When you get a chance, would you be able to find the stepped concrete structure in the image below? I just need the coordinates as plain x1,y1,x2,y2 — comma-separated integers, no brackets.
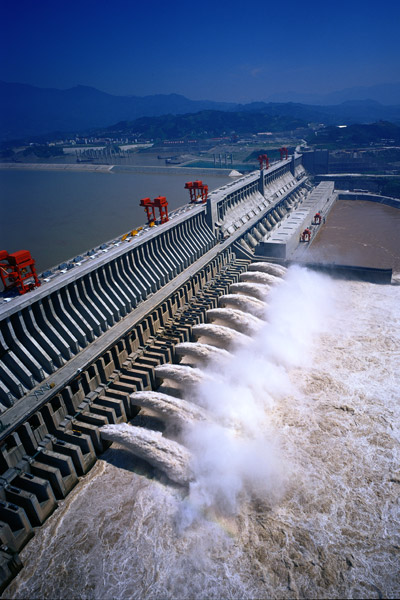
0,154,307,412
0,152,393,590
257,181,336,259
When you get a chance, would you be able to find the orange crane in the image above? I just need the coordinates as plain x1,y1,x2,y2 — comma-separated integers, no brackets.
279,147,288,160
140,196,169,226
258,154,269,170
185,180,209,204
0,250,41,295
153,196,169,224
301,228,312,242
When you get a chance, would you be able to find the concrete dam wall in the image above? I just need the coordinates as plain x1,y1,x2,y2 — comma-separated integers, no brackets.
0,156,308,411
0,154,314,589
0,210,216,408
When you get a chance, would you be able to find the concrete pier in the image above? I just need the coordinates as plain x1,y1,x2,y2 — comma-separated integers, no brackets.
257,182,336,259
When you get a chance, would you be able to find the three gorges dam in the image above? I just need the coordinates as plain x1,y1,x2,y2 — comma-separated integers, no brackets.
0,152,397,597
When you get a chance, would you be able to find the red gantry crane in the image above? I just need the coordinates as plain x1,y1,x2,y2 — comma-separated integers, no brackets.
279,147,288,160
0,250,41,295
258,154,269,170
314,212,322,224
153,196,169,224
139,197,156,226
184,180,209,204
140,196,169,226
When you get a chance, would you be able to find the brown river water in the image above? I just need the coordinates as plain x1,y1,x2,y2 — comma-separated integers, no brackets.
308,199,400,271
3,198,400,600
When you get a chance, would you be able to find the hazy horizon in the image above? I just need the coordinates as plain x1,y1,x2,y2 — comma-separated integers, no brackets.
2,78,400,106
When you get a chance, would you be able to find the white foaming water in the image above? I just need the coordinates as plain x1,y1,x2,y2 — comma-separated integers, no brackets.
100,423,192,485
6,269,400,600
229,281,270,300
181,266,336,522
239,270,281,286
191,322,251,350
175,341,232,366
206,307,264,335
218,293,268,319
248,261,287,277
130,391,208,425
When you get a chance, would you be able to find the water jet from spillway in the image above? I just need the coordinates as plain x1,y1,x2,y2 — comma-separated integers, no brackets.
218,294,268,320
155,364,209,390
240,271,281,286
175,342,232,366
130,391,209,425
100,423,192,485
206,308,264,336
248,262,287,277
191,323,251,350
229,282,270,301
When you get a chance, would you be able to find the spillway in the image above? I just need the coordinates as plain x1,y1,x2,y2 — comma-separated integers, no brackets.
206,307,264,336
191,323,251,350
100,423,192,485
155,364,209,389
175,342,232,366
130,391,208,425
239,271,281,286
248,262,287,277
218,294,268,319
229,281,270,300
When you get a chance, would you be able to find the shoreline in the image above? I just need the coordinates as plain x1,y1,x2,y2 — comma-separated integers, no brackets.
0,162,237,176
0,162,114,172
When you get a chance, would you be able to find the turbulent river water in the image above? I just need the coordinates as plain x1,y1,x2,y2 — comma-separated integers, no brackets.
5,269,400,600
3,199,400,600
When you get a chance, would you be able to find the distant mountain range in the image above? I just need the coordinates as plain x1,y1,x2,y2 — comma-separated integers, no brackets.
264,82,400,106
310,121,400,147
238,99,400,125
102,110,307,141
0,81,235,141
1,81,400,142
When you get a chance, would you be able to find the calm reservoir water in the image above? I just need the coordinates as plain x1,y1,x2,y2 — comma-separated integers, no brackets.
0,169,231,273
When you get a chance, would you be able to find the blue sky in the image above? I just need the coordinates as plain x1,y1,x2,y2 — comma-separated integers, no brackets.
1,0,399,102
